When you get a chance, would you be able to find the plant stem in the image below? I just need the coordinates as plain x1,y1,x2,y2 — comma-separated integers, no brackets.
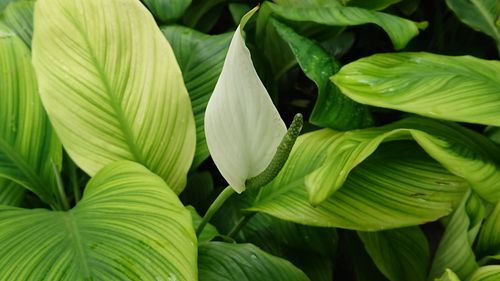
51,160,70,211
227,212,256,238
196,186,235,237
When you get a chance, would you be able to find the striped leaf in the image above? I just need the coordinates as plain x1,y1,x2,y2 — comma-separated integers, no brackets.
436,269,461,281
0,23,61,208
0,180,24,206
198,242,310,281
428,191,484,280
470,266,500,281
162,25,232,168
1,0,34,47
332,52,500,126
249,131,468,230
267,1,425,50
476,201,500,262
0,161,197,280
358,227,429,281
32,0,196,193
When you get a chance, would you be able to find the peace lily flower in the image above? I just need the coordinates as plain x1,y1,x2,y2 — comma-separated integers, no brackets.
204,25,288,193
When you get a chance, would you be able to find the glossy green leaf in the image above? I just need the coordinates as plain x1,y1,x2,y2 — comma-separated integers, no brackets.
358,227,429,281
0,161,197,280
445,0,500,46
428,191,484,280
198,242,310,281
142,0,191,22
204,23,287,193
182,0,226,32
250,132,468,230
162,26,232,168
32,0,196,193
0,180,24,206
268,1,425,50
476,201,500,261
436,269,461,281
343,0,403,10
272,19,372,130
470,266,500,281
332,52,500,126
1,0,33,47
0,23,61,208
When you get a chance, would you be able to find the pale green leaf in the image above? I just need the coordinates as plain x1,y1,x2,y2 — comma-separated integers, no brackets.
470,266,500,281
445,0,500,44
429,191,484,280
250,131,468,230
358,227,429,281
476,201,500,260
0,23,61,208
198,242,310,281
1,0,33,47
272,19,373,130
0,179,24,206
204,25,287,193
161,26,232,168
268,1,425,50
332,52,500,126
0,0,15,11
0,161,197,280
142,0,191,22
32,0,196,193
435,269,461,281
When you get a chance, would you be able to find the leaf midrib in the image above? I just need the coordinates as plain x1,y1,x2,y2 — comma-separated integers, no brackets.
70,12,146,166
63,211,91,278
471,0,500,41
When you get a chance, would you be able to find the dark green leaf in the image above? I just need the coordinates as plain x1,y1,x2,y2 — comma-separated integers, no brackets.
1,0,33,47
142,0,191,23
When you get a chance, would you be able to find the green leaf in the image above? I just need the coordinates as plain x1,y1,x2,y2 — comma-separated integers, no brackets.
250,130,468,230
0,23,61,208
32,0,196,194
0,161,197,280
332,52,500,127
161,26,232,168
485,127,500,145
182,0,226,32
358,227,429,281
272,19,373,130
1,0,34,47
142,0,191,23
187,205,219,242
0,179,24,206
0,0,15,11
445,0,500,45
268,1,425,50
198,242,310,281
428,191,484,280
470,266,500,281
435,269,461,281
343,0,403,10
476,201,500,261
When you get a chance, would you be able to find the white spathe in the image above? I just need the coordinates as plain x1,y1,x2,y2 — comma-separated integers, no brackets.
204,26,287,193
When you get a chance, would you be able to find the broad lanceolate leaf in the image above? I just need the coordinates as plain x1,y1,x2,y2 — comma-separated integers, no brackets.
470,266,500,281
204,25,287,193
0,161,197,280
272,19,373,130
436,269,461,281
358,227,429,281
142,0,191,23
445,0,500,46
343,0,403,10
429,191,484,280
476,201,500,261
32,0,196,193
268,1,425,50
0,23,61,208
1,0,34,47
332,52,500,126
0,179,24,206
198,242,310,281
162,26,232,168
250,131,468,230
